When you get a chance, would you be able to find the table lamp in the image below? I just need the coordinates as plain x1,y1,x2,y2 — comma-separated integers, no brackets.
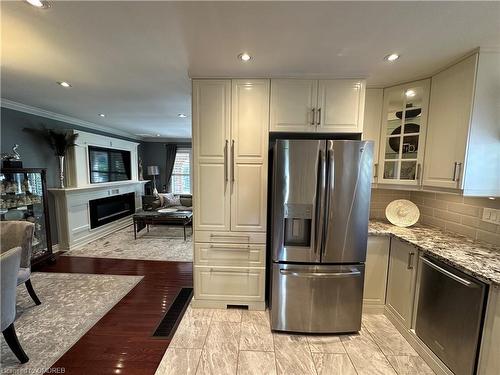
147,166,160,196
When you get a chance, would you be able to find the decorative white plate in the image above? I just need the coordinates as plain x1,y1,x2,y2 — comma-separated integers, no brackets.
158,208,177,213
385,199,420,227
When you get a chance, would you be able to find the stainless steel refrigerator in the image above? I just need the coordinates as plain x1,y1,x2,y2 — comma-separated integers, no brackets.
269,139,373,333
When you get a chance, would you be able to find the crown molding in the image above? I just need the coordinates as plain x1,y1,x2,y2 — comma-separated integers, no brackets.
0,98,141,141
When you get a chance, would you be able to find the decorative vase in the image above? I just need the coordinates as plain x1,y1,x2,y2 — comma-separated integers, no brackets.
58,155,65,188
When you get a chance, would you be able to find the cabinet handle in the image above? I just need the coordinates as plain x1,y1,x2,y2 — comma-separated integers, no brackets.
224,140,228,183
311,108,316,126
317,108,321,126
416,163,421,181
231,140,235,183
209,268,249,274
210,234,250,240
373,163,378,178
452,162,459,181
455,162,462,182
209,244,252,251
407,252,415,270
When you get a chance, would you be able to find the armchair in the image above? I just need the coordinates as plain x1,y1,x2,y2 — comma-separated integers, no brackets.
1,246,29,363
0,221,41,305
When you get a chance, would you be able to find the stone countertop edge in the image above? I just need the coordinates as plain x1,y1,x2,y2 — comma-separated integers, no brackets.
368,220,500,287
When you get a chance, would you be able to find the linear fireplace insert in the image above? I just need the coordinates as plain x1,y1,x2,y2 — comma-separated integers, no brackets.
89,193,135,229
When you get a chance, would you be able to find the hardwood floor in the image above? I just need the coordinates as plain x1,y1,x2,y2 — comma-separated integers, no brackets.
39,256,193,375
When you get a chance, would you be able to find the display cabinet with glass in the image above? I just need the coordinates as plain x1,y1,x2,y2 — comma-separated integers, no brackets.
378,79,430,185
0,168,53,265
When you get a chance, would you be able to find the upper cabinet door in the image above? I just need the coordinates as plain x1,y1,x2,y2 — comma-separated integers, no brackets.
423,54,477,190
270,79,318,132
317,79,366,133
192,80,231,231
377,79,430,186
231,80,269,232
362,88,383,182
232,80,269,164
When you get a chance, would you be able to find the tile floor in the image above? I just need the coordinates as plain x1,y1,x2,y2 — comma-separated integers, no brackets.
155,307,435,375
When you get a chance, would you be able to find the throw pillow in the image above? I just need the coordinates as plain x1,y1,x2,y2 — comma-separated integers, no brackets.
159,193,181,207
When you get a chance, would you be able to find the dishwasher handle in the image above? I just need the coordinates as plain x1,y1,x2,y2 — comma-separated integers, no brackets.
420,257,476,287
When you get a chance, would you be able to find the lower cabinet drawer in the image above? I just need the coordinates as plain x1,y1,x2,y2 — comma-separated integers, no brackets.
194,266,265,302
194,243,265,267
195,230,266,244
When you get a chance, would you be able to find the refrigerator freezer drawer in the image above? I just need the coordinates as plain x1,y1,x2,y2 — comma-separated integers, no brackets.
270,263,364,333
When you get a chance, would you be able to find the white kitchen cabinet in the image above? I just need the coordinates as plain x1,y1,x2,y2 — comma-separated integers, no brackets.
317,79,365,132
363,235,390,310
192,79,268,310
386,238,418,329
192,80,231,231
423,51,500,196
231,79,269,232
362,88,383,182
270,79,366,133
270,79,318,132
377,79,430,186
194,266,265,303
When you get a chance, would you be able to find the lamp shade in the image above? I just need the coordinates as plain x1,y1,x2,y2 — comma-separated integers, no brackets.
147,166,160,176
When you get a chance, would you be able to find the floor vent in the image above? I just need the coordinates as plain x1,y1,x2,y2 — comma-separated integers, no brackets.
152,287,193,339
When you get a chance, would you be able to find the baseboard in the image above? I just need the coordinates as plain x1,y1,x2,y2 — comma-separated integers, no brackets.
384,307,454,375
362,303,386,314
191,298,266,311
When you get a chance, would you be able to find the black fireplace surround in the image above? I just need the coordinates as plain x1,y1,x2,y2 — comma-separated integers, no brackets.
89,193,135,229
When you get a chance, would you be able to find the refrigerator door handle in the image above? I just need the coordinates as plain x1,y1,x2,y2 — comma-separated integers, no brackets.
314,148,326,257
279,269,361,278
322,146,334,256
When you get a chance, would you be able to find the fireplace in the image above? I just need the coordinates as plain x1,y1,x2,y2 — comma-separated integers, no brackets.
89,193,135,229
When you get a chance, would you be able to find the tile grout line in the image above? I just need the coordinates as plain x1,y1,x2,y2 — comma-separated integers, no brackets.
361,320,400,374
193,308,214,374
305,335,319,375
339,333,360,375
271,316,280,375
235,311,243,375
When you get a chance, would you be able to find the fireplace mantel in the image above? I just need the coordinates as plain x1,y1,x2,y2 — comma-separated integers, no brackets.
49,129,147,251
49,180,149,194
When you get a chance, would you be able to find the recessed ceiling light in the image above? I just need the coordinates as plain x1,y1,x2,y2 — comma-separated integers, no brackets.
156,134,161,137
405,89,416,98
177,113,187,118
57,81,71,88
384,53,400,62
238,52,252,62
25,0,50,8
98,113,105,118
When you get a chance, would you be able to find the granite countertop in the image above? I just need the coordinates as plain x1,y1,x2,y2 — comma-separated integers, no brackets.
369,220,500,286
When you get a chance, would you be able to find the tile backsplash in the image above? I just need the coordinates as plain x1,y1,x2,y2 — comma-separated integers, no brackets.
370,189,500,246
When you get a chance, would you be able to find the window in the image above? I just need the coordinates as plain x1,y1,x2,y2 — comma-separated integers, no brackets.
170,148,192,194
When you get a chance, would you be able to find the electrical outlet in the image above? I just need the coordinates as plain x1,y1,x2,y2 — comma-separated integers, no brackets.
482,208,500,225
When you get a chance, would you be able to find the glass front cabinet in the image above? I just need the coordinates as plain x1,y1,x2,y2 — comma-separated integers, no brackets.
0,168,53,265
377,79,430,185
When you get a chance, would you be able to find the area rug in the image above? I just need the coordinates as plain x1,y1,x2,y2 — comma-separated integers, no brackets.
0,272,142,374
63,224,193,262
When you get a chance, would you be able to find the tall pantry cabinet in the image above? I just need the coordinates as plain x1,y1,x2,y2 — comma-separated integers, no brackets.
192,79,269,310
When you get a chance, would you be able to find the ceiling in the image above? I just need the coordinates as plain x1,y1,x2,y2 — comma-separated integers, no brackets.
2,1,499,140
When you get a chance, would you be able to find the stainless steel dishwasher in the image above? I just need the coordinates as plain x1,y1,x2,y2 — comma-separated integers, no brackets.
415,256,487,375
